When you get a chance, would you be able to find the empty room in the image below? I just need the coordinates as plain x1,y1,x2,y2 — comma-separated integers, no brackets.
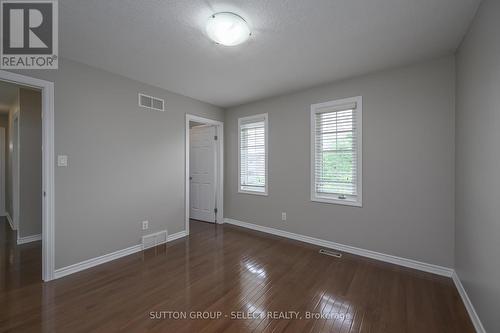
0,0,497,332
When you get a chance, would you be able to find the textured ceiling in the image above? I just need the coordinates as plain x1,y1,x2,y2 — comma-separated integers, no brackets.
59,0,480,107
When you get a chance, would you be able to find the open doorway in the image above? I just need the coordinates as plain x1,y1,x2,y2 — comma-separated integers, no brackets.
0,71,55,282
185,115,223,234
0,80,43,286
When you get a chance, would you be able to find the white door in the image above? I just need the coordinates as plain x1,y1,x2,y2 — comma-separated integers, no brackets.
190,125,217,223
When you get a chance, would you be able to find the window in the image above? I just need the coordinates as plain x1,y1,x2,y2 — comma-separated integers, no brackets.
238,114,268,195
311,96,362,206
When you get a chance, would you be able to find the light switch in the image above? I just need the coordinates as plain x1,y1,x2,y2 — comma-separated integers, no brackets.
57,155,68,167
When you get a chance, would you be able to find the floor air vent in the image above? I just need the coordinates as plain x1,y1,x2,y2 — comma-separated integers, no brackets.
142,230,167,250
319,249,342,258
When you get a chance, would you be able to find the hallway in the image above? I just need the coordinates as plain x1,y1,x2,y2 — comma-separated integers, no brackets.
0,217,41,291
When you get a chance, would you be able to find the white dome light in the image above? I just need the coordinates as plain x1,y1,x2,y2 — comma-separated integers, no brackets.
206,12,251,46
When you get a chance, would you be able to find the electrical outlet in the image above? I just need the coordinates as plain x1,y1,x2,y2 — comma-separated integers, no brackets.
142,221,149,230
281,212,287,221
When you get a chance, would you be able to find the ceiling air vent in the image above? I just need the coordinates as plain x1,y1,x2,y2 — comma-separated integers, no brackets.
138,93,165,111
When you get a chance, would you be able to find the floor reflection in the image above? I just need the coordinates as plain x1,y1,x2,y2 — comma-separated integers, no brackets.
244,261,267,278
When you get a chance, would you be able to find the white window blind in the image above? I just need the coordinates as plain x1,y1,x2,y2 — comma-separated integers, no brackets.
311,97,362,206
239,114,268,194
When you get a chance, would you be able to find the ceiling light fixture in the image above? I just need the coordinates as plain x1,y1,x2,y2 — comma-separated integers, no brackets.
206,12,251,46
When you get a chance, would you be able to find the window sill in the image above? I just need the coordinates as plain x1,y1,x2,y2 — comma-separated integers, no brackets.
238,189,268,196
311,196,362,207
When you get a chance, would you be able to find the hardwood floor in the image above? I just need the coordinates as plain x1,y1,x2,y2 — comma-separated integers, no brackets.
0,218,42,292
0,218,474,332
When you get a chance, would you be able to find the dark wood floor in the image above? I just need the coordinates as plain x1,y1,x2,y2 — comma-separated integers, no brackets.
0,218,474,333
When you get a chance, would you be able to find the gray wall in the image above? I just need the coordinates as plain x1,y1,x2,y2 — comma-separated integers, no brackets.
18,88,42,238
13,58,223,268
225,56,456,267
3,97,18,220
0,114,8,216
5,108,13,220
455,0,500,331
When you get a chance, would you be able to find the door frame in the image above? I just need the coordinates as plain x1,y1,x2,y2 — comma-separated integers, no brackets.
12,111,19,231
185,114,223,235
0,70,55,282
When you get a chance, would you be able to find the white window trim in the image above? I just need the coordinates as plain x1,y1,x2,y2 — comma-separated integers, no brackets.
310,96,362,207
238,113,269,196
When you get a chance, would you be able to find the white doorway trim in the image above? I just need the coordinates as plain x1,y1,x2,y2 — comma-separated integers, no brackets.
0,70,55,282
12,111,19,231
185,114,223,235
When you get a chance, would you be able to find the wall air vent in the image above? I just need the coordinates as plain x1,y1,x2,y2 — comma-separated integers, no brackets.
138,93,165,111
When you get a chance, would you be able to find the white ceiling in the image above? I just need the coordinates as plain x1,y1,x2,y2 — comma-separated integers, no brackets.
60,0,480,107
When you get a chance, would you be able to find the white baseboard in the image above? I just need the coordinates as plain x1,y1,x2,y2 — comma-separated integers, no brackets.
17,233,42,244
167,230,188,242
452,272,486,333
54,230,187,279
4,212,15,230
224,218,454,277
54,243,143,279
